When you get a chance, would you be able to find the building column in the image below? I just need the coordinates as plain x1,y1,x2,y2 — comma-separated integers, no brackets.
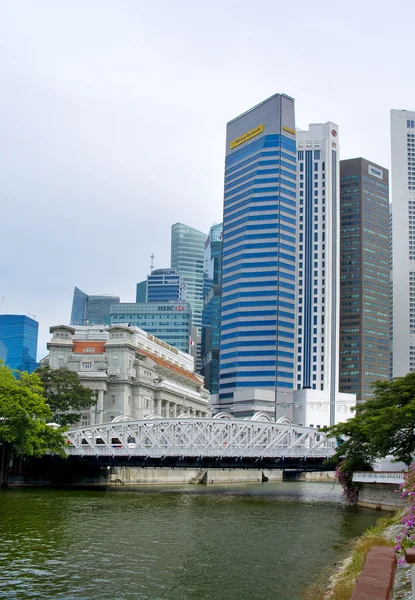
154,398,160,415
97,390,104,424
172,403,177,418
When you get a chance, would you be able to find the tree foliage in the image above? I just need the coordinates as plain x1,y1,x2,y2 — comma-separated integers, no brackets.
325,372,415,470
36,366,96,426
0,363,66,459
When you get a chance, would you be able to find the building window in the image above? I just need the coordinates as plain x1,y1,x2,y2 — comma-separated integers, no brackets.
82,362,92,370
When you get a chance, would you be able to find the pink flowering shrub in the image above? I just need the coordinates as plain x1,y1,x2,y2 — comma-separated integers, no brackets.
335,462,359,504
395,463,415,565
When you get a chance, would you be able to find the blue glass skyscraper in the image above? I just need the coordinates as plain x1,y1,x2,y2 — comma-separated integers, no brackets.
217,93,297,419
0,315,39,373
70,287,120,326
146,269,187,303
201,223,223,394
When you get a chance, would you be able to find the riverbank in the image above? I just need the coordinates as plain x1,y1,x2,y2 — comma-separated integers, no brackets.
6,460,336,486
303,512,412,600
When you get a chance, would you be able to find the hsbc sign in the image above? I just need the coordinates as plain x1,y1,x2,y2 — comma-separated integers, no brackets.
158,305,184,312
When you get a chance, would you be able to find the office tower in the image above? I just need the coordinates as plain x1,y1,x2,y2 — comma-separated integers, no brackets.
70,287,88,325
293,123,355,428
390,110,415,377
136,280,147,303
339,158,390,402
146,269,187,303
171,223,207,329
70,287,120,326
110,301,192,354
0,314,39,373
217,93,297,419
201,223,223,394
171,223,207,373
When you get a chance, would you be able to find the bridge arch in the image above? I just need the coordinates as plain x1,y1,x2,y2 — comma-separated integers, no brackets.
110,415,135,423
249,412,273,422
276,416,293,425
212,412,233,419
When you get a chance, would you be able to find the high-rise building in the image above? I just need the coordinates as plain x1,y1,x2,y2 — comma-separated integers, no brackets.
136,280,147,303
201,223,223,394
391,110,415,377
292,123,355,428
70,287,120,326
146,269,187,303
216,93,297,419
0,314,39,373
110,301,192,354
339,158,390,402
171,223,206,329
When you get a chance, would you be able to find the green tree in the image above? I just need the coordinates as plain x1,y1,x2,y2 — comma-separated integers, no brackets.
325,372,415,470
36,366,96,426
0,363,66,487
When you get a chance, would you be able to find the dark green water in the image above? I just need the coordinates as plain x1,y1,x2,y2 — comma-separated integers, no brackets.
0,482,382,600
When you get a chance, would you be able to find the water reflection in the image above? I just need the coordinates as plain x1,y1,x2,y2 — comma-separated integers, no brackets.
0,482,382,600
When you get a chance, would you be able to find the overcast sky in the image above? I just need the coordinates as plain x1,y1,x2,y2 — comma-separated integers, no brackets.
1,0,414,358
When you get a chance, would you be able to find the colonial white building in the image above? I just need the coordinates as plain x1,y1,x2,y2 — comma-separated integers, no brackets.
43,324,211,425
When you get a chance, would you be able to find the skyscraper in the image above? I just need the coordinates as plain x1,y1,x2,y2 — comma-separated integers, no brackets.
70,287,120,326
201,223,223,394
136,280,147,303
146,269,187,303
292,123,357,428
391,110,415,377
110,301,192,354
0,314,39,373
339,158,390,402
295,123,339,395
217,93,297,419
171,223,206,329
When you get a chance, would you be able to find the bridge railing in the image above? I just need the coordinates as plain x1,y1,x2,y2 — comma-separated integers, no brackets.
352,471,406,485
65,418,336,459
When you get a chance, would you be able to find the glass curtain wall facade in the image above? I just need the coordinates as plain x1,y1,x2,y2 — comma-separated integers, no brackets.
171,223,207,329
70,287,120,326
218,93,297,417
146,269,187,303
201,223,223,394
339,158,390,402
136,280,147,303
110,302,191,354
70,287,88,325
0,315,39,373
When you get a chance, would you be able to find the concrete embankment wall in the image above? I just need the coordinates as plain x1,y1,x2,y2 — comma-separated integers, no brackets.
6,457,334,487
108,467,284,485
356,482,404,511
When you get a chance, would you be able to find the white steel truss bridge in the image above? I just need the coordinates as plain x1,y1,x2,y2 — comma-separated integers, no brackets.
65,417,337,470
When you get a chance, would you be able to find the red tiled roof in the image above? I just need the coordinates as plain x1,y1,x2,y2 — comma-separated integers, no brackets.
73,341,106,354
138,348,202,384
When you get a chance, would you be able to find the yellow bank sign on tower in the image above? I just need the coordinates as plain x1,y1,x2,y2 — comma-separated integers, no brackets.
230,124,264,149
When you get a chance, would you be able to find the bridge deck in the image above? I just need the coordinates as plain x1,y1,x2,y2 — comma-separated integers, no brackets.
66,418,336,466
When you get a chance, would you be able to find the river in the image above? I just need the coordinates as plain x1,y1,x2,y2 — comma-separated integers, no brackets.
0,482,383,600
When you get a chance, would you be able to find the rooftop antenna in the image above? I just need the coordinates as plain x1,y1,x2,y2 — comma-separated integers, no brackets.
150,253,155,273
